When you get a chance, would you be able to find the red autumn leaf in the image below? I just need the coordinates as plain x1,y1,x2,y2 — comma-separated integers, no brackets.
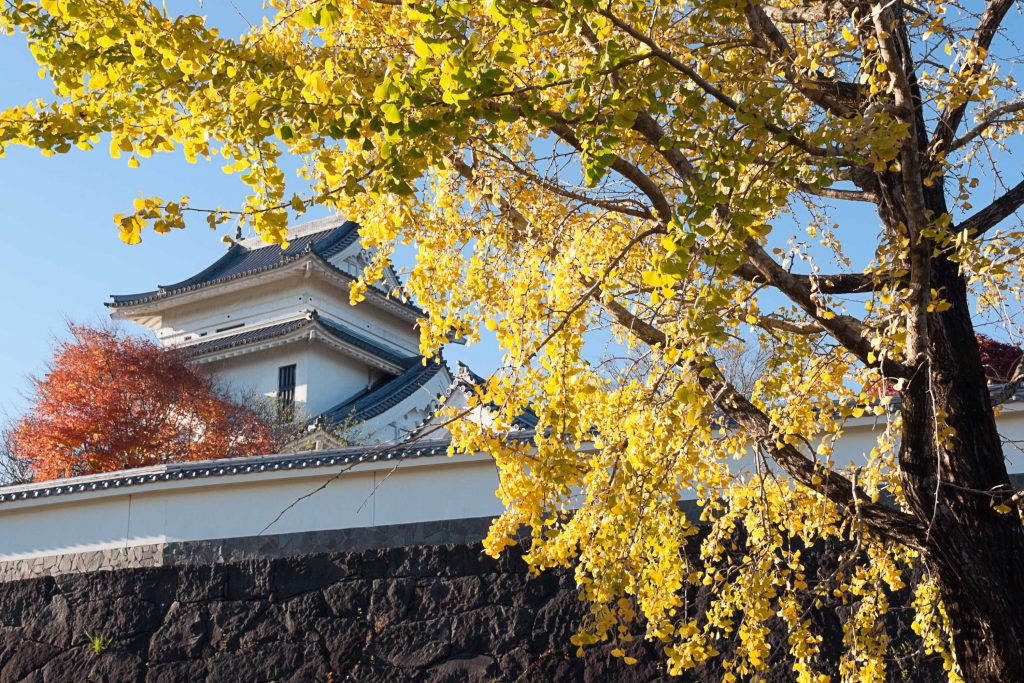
977,334,1024,384
10,324,274,481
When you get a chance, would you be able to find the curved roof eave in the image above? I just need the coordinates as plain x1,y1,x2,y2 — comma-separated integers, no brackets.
180,311,418,372
107,252,424,321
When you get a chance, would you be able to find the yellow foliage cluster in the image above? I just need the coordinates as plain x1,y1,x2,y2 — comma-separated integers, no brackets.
5,0,1023,678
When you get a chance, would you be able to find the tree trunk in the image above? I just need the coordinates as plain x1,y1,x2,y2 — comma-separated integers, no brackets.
899,248,1024,680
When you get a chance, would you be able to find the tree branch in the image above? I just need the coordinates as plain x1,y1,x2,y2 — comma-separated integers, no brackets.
870,1,931,362
761,1,842,23
600,295,928,550
598,8,832,157
797,182,878,203
954,177,1024,237
755,315,823,335
929,0,1017,156
740,238,914,377
948,101,1024,153
744,1,860,118
545,118,673,223
479,141,656,221
734,264,879,294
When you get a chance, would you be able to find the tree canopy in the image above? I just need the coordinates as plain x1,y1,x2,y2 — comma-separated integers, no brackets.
10,325,274,480
5,0,1024,678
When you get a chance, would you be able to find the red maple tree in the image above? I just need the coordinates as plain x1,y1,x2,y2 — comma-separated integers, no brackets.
977,334,1024,383
10,325,274,481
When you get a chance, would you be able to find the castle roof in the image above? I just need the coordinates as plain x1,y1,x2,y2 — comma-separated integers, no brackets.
108,218,422,318
319,358,448,426
180,310,418,373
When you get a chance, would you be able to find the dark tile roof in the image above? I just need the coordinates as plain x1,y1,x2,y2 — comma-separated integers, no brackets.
321,359,448,425
110,221,361,306
315,316,418,369
451,362,539,429
0,437,470,505
181,312,417,369
183,318,308,357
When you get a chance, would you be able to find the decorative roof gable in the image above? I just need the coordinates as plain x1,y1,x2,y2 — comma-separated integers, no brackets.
180,310,418,372
108,218,422,319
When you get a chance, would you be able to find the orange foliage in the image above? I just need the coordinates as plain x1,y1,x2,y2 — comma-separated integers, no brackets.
11,325,275,481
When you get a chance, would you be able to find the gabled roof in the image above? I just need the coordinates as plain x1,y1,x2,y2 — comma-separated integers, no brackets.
110,220,360,306
107,218,423,318
180,311,417,371
320,358,448,425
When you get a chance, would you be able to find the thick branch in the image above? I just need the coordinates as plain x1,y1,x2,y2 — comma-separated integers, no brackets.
948,101,1024,153
756,315,822,335
797,182,877,203
600,295,927,550
734,264,879,294
741,239,914,377
762,1,842,23
745,2,859,118
955,177,1024,237
871,1,931,362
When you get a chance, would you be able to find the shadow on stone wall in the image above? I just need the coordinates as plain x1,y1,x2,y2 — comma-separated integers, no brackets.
0,542,947,682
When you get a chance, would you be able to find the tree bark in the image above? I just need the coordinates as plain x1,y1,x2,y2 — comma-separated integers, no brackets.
898,186,1024,680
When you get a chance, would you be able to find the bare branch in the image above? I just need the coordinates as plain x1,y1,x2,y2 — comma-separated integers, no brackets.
948,101,1024,153
929,0,1017,156
755,315,823,335
797,182,878,203
955,177,1024,237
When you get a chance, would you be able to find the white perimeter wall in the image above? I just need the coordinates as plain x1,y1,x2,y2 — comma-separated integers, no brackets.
4,405,1024,563
0,454,503,562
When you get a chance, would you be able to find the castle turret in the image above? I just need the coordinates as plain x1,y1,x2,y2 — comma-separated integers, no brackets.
108,216,451,445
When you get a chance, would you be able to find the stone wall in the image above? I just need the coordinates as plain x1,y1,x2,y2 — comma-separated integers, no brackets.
0,543,663,683
0,539,946,683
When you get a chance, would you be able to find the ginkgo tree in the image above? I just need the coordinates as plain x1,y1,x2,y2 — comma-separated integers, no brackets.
4,0,1024,678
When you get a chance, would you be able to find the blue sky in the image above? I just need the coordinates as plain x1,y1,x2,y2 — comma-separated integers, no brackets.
0,2,504,418
1,3,1023,418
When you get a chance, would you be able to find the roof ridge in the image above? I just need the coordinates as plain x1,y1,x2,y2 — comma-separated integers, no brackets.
234,215,352,249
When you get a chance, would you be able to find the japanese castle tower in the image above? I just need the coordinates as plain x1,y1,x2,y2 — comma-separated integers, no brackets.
107,216,454,447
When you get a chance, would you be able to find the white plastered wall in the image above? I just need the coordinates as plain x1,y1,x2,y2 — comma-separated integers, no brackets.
5,405,1024,563
0,454,503,562
204,343,382,419
152,274,419,355
691,402,1024,497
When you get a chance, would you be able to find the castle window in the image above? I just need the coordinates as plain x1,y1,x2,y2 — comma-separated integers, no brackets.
278,364,296,413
